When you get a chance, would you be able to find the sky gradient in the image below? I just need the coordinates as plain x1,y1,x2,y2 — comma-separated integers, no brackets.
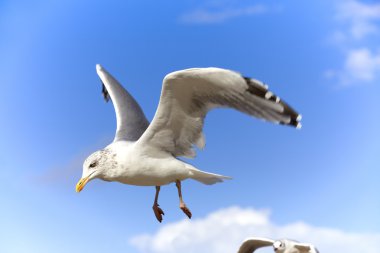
1,1,379,252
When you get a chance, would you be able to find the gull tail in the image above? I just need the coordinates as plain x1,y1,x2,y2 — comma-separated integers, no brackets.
187,165,232,185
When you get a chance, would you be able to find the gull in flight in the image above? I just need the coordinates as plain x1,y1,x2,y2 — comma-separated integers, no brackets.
237,237,319,253
76,65,302,222
273,239,320,253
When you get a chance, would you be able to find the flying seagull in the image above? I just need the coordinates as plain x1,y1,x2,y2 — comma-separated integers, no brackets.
273,239,319,253
237,238,319,253
76,64,302,222
237,237,275,253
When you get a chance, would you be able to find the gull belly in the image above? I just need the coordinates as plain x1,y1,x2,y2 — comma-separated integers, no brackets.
106,142,191,186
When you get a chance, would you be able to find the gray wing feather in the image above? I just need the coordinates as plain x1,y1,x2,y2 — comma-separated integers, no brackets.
137,67,301,157
96,64,149,142
237,237,274,253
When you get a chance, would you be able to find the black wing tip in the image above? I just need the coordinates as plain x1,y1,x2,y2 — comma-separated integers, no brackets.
290,117,302,128
279,119,301,129
244,76,302,129
101,81,110,102
282,101,302,129
278,113,302,128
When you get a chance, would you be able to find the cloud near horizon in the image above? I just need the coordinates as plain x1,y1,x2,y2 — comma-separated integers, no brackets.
130,206,380,253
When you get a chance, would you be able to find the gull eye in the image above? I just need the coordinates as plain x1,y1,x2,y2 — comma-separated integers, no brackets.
89,161,98,168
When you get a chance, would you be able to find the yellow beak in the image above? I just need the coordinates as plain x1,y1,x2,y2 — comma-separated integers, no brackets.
76,176,91,192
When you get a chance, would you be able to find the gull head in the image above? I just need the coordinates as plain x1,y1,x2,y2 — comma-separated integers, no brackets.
273,240,286,252
274,239,300,253
76,149,113,192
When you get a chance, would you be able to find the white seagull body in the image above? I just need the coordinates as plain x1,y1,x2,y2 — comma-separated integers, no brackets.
76,64,301,222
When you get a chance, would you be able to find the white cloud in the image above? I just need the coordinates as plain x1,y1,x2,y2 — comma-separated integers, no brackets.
326,48,380,85
344,48,380,81
179,5,267,24
129,206,380,253
337,0,380,39
326,1,380,86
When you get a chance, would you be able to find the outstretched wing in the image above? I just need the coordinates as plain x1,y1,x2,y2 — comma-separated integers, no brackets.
96,64,149,142
136,67,301,157
237,237,274,253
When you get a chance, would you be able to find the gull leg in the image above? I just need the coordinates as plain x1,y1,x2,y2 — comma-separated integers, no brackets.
176,180,192,219
152,186,165,222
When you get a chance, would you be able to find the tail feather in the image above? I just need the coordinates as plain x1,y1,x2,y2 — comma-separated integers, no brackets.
188,167,231,185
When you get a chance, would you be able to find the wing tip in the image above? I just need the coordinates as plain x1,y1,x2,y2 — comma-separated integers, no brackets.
243,75,302,129
96,64,103,73
295,114,302,129
289,116,302,129
278,113,302,129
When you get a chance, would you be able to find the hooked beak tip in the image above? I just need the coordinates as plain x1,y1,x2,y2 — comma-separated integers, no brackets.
75,177,88,193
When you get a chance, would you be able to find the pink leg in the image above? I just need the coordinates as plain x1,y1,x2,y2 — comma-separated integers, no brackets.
152,186,165,222
176,180,192,219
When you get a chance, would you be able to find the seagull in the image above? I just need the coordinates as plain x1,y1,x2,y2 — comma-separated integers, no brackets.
237,237,275,253
237,238,319,253
76,64,302,222
273,239,319,253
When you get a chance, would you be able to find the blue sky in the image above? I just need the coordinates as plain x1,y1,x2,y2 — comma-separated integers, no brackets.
1,0,379,252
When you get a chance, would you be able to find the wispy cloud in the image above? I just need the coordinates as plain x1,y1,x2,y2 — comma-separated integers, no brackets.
337,0,380,39
179,4,268,24
344,48,380,80
325,48,380,85
326,0,380,86
130,206,380,253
